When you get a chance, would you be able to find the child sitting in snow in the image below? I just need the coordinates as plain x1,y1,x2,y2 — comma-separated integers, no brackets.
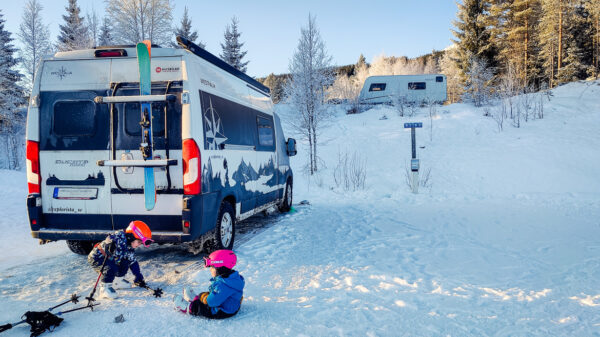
174,249,245,319
88,220,154,299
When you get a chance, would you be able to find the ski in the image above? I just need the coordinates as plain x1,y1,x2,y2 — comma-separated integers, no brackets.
137,41,156,211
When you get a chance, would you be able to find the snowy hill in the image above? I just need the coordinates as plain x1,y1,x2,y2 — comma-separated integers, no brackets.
1,80,599,336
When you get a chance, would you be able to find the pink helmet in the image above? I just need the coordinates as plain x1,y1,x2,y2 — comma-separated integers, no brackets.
204,250,237,269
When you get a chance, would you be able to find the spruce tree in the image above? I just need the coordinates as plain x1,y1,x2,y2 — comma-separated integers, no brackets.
452,0,498,83
172,6,204,48
98,17,113,46
220,17,249,72
0,10,27,136
56,0,89,51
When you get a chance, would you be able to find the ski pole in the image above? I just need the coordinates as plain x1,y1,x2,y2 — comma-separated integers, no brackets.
139,284,163,298
48,294,80,311
86,250,110,305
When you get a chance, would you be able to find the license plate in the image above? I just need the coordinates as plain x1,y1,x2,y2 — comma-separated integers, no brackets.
53,187,98,200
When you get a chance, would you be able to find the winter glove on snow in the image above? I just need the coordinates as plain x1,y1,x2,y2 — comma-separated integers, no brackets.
134,280,147,288
199,292,209,305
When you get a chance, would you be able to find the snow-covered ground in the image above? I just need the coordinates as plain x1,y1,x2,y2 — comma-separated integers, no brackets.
1,80,599,336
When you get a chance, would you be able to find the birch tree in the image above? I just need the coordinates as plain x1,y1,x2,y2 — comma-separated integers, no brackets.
18,0,52,91
105,0,174,46
285,14,333,175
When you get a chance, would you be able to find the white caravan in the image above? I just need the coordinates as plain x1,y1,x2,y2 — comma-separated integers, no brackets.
25,36,297,255
358,74,447,105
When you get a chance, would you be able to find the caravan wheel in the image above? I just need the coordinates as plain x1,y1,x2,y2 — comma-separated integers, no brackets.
211,201,235,251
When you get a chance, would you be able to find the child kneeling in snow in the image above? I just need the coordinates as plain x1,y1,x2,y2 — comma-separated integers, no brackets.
174,249,245,319
88,220,154,299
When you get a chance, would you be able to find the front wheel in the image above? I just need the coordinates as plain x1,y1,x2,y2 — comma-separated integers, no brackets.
279,180,293,213
66,240,95,255
209,201,235,252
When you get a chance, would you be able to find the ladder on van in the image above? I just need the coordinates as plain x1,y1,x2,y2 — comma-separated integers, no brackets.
94,42,178,211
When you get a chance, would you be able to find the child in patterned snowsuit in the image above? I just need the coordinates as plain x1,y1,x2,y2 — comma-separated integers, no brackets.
87,220,153,299
174,249,245,319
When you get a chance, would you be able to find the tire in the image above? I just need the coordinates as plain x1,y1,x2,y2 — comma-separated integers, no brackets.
279,180,293,213
66,240,95,255
209,201,235,252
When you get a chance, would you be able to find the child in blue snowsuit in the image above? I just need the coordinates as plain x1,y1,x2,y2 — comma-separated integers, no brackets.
174,250,244,319
88,221,153,299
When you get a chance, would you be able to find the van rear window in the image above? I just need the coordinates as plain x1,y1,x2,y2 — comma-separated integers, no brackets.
53,100,96,136
369,83,386,92
124,103,165,137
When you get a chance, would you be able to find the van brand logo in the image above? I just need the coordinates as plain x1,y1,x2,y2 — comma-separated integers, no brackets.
55,159,89,167
50,66,72,80
155,66,179,73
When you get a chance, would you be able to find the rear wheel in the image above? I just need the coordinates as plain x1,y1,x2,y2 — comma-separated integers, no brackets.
279,179,293,212
66,240,95,255
207,201,235,252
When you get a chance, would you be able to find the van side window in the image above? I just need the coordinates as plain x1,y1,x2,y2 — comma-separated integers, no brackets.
53,100,96,136
124,103,165,137
369,83,386,92
408,82,426,90
199,90,256,149
257,116,274,149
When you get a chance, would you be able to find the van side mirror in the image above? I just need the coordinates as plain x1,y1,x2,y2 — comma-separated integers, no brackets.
286,138,297,156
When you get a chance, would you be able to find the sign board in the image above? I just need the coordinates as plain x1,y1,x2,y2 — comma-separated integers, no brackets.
404,122,423,128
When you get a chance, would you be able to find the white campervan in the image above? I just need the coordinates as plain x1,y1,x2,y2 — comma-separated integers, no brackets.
25,36,297,255
359,74,447,105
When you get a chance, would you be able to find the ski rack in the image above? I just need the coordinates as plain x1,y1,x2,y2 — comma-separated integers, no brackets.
95,92,179,169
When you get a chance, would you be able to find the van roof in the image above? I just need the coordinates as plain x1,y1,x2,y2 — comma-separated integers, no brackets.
48,41,270,96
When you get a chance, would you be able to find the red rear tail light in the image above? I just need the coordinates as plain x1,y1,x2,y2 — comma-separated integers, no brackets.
26,140,40,195
182,138,201,195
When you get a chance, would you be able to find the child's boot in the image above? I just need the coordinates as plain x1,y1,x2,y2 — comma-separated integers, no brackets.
174,294,190,313
183,286,197,302
100,282,118,299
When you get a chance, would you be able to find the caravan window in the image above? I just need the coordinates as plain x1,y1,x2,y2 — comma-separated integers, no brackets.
53,100,96,136
436,76,444,82
408,82,426,90
369,83,387,92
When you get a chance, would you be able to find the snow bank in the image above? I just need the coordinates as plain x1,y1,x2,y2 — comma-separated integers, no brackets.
0,80,599,336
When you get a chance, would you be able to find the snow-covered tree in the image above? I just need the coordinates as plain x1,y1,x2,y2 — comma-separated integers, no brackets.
285,14,333,175
56,0,90,51
172,6,204,48
105,0,174,46
463,54,495,107
452,0,498,85
17,0,52,91
262,73,285,103
0,10,27,170
98,16,113,46
439,46,464,103
86,8,99,47
220,17,249,72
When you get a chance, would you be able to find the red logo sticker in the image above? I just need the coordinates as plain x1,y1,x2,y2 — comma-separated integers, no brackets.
155,67,162,73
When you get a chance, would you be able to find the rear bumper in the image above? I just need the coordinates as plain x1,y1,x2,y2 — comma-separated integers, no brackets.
31,228,192,243
27,193,217,244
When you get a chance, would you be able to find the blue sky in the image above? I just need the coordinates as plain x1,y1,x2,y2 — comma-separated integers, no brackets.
1,1,459,78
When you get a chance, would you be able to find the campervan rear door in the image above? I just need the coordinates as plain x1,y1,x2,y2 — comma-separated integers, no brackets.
37,59,114,231
108,57,184,230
